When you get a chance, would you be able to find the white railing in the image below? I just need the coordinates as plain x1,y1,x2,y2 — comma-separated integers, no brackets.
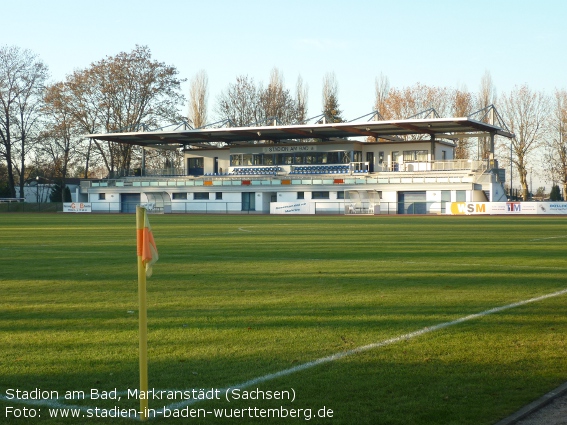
81,159,495,189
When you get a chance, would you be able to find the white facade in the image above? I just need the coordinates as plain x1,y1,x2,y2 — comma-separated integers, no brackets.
82,139,507,215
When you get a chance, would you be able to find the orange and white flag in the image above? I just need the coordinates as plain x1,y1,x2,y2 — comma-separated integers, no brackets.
137,210,159,278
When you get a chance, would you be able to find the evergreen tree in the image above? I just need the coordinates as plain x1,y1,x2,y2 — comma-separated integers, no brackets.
49,181,71,202
550,185,562,201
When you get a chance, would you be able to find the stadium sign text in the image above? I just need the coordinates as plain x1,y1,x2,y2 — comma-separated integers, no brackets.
270,201,313,214
63,202,92,213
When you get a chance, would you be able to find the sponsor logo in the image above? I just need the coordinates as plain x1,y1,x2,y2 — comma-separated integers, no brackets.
450,203,486,214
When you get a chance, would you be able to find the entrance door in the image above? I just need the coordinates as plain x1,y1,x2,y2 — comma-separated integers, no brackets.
398,191,426,214
392,151,400,171
121,193,141,213
187,157,204,176
242,192,255,211
366,152,374,172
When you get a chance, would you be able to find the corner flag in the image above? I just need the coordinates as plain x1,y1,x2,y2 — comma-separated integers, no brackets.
137,208,159,278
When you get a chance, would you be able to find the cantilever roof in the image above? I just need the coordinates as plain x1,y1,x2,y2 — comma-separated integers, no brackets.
85,117,514,150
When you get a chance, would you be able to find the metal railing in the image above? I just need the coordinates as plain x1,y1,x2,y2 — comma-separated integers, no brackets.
0,202,62,212
82,159,496,190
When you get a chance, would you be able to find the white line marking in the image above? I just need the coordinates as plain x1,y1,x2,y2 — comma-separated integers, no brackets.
2,288,566,421
530,235,567,241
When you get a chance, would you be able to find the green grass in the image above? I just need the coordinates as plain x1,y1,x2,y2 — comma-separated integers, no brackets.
1,214,566,424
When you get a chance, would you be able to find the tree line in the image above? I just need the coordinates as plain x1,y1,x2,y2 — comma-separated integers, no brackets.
1,44,566,202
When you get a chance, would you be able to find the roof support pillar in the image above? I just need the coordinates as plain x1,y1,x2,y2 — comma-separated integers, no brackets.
430,134,436,161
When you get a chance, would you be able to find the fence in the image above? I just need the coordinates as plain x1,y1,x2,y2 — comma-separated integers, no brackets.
1,201,449,215
0,202,63,213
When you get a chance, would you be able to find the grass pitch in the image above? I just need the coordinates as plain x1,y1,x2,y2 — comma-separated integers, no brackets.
1,214,566,424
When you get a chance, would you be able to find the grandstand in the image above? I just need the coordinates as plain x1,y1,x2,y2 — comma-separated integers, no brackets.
81,113,514,214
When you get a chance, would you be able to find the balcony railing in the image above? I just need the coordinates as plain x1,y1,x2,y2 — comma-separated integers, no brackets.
82,159,498,190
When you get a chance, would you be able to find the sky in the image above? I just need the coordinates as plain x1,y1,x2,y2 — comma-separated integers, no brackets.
3,0,566,123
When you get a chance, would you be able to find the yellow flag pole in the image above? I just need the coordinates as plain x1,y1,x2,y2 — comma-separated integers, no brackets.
136,206,149,420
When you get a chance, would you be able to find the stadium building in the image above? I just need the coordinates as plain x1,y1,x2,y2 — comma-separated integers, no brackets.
82,110,514,214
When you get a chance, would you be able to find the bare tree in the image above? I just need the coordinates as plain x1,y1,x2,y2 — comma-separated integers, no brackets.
43,81,84,201
321,72,343,123
500,85,549,200
48,45,185,177
188,70,208,128
258,68,298,125
374,73,390,118
452,87,476,159
216,70,305,130
296,75,308,123
478,71,496,108
381,83,451,121
477,71,497,159
216,75,260,127
545,89,567,199
0,45,48,198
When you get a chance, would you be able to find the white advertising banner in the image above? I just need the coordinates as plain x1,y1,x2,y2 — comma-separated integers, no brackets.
536,202,567,214
447,202,567,215
63,202,92,213
270,201,314,214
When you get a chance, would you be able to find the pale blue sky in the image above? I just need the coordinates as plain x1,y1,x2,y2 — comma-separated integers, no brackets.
3,0,566,121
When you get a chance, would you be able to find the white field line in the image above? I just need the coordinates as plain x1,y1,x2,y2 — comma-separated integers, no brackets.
5,288,565,420
529,235,567,241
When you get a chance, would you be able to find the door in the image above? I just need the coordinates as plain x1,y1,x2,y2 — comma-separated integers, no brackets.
366,152,374,172
241,192,256,211
187,157,204,176
398,191,426,215
121,193,141,213
392,151,399,171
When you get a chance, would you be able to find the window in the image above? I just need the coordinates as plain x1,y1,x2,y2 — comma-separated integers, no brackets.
403,150,428,161
392,151,400,170
230,154,241,166
456,190,466,202
327,152,341,164
276,154,294,165
297,192,304,200
188,157,204,168
242,154,253,166
194,192,209,200
312,191,329,199
215,192,222,200
378,151,384,164
99,193,106,200
172,193,187,200
263,154,274,165
337,191,344,199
